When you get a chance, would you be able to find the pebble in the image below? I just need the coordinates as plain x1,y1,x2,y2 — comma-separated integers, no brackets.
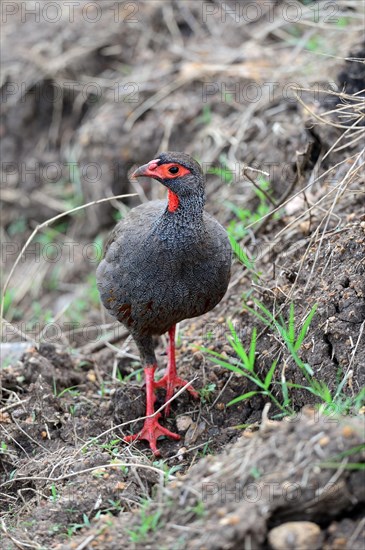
176,415,193,432
268,521,323,550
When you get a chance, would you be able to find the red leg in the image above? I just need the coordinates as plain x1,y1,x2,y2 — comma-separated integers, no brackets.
124,365,180,456
154,326,199,416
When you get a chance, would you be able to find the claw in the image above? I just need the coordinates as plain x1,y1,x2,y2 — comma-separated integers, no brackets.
124,413,180,456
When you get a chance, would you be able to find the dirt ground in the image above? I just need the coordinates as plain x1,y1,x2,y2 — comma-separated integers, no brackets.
1,1,365,549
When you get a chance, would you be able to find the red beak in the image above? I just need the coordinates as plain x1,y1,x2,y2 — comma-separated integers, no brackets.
132,159,161,178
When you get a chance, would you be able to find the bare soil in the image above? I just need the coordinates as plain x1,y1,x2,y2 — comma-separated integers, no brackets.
1,2,364,549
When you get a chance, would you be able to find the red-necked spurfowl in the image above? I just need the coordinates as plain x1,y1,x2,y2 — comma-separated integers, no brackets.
96,152,231,455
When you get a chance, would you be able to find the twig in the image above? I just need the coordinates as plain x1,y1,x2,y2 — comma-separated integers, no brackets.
242,167,277,207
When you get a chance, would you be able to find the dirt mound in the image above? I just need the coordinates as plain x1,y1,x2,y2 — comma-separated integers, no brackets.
37,411,365,550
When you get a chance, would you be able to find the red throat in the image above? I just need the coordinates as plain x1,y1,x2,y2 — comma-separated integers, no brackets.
168,189,179,212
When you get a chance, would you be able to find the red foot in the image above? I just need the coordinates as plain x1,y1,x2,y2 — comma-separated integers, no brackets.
154,375,199,416
124,413,180,456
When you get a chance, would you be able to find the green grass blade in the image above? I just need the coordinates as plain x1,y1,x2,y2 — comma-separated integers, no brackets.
200,346,229,359
202,352,246,376
288,302,295,346
227,320,253,371
295,303,318,351
249,328,257,368
228,235,256,271
228,391,260,406
253,299,276,325
264,359,278,390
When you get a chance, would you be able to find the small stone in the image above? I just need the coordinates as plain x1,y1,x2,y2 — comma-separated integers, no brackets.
177,446,187,460
299,220,310,234
219,515,240,526
0,412,11,423
87,371,97,383
342,425,355,438
268,521,323,550
176,415,193,432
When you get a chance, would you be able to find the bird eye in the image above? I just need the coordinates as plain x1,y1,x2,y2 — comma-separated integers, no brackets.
168,166,179,174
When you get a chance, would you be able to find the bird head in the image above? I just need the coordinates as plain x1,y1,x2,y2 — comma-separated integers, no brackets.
132,152,205,212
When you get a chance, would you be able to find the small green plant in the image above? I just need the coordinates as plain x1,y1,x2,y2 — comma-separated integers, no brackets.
49,484,59,502
126,499,163,543
203,302,316,413
117,366,143,383
196,104,212,126
199,441,213,457
113,209,123,222
250,466,261,479
30,303,53,326
228,234,259,277
48,524,62,534
207,154,234,185
207,165,234,184
202,322,288,413
188,499,206,518
106,499,123,513
100,438,124,456
7,217,27,236
53,383,81,399
152,460,182,482
2,288,24,320
35,222,69,245
2,289,14,316
204,300,364,416
246,300,317,376
198,383,216,404
45,265,62,291
225,175,274,241
67,514,91,538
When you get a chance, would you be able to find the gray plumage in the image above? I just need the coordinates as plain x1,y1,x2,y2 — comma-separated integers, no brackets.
96,152,232,364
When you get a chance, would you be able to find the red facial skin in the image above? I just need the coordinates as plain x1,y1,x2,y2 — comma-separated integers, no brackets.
132,160,191,213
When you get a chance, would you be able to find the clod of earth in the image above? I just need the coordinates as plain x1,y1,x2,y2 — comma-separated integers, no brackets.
96,152,232,455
